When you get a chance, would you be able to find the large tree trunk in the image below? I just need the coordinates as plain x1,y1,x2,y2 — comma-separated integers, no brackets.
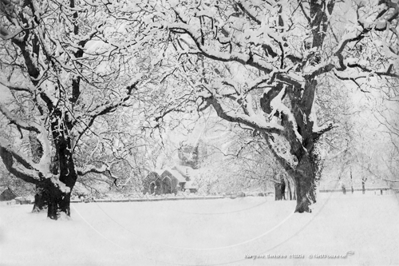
32,187,47,212
45,107,77,219
48,142,77,219
46,189,71,219
293,154,318,213
32,156,61,213
294,174,315,213
29,128,77,219
32,176,74,219
288,79,322,212
48,190,71,219
294,175,316,213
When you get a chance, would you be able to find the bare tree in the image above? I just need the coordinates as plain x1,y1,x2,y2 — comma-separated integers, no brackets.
0,0,157,219
159,0,399,212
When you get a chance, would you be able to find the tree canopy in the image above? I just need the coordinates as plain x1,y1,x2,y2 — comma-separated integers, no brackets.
0,0,398,218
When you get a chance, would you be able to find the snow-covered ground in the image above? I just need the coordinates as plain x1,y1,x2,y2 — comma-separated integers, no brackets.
1,193,398,266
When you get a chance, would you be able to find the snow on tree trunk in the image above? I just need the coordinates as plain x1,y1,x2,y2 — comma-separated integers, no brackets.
31,162,75,219
48,116,78,219
47,189,71,220
29,132,47,212
33,179,69,219
292,153,318,213
294,174,315,212
32,191,46,213
27,112,78,219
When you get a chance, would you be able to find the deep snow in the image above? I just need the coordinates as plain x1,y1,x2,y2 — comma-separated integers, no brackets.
0,193,398,266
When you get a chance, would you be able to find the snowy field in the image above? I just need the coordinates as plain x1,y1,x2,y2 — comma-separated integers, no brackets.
1,193,399,266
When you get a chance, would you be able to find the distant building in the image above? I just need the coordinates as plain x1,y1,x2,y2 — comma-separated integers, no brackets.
142,171,163,195
173,165,198,193
0,187,17,201
160,168,186,194
142,166,198,195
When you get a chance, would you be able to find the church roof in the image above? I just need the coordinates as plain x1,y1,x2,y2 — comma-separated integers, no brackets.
162,168,186,183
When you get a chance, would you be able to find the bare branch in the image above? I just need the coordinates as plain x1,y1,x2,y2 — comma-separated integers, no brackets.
0,102,40,133
0,137,41,184
77,162,119,186
312,121,337,141
73,81,140,151
168,23,275,73
207,96,283,134
0,78,33,94
262,132,295,175
236,2,261,25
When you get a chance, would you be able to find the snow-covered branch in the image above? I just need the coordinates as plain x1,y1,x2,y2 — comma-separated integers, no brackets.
236,1,261,25
168,23,275,73
262,132,296,175
0,138,37,171
335,1,399,72
304,62,335,79
0,99,53,172
333,69,368,83
206,95,283,134
0,102,41,134
77,163,119,186
73,81,140,150
0,137,41,184
0,78,33,94
312,121,337,141
85,81,139,119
